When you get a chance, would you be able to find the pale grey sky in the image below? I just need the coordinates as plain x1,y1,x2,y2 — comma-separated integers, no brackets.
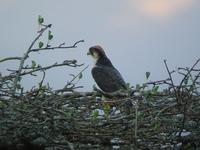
0,0,200,91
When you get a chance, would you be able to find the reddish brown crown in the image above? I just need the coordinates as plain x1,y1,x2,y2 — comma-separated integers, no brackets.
89,45,106,57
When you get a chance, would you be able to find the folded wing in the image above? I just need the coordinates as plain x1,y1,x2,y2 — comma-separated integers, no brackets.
92,66,126,93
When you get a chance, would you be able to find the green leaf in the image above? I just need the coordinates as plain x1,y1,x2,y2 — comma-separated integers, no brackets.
0,101,4,109
184,76,189,85
91,110,99,119
144,90,151,99
145,72,151,80
136,84,141,91
91,110,99,123
16,83,21,89
38,15,44,24
18,76,22,82
152,86,159,94
125,83,130,88
78,72,83,79
31,60,36,69
48,30,53,40
49,35,53,40
154,122,161,130
38,41,44,48
103,103,110,120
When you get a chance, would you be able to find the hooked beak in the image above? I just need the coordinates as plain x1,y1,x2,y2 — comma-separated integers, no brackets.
87,51,91,56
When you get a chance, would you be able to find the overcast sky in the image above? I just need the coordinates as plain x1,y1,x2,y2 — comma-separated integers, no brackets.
0,0,200,91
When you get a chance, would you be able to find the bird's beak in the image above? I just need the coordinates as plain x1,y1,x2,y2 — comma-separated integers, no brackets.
87,51,91,56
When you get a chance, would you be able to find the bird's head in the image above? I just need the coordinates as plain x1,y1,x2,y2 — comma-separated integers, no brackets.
87,45,106,60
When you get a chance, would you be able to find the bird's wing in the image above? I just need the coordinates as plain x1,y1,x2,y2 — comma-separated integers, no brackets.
92,66,126,93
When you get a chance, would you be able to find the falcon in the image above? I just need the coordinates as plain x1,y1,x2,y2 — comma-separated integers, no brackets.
87,45,127,93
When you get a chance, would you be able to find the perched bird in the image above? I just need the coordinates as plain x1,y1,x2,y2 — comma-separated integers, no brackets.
87,45,127,94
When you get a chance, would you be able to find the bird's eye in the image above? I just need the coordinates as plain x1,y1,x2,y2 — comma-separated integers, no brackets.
92,49,97,55
89,48,94,53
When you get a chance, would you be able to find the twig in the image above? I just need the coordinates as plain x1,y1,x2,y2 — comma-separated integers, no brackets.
178,59,200,137
67,65,89,85
72,40,85,47
39,70,46,88
29,40,84,53
0,57,22,63
145,79,172,86
179,58,200,88
134,100,138,145
19,61,83,77
155,103,177,117
12,24,52,94
164,60,179,104
178,67,200,72
55,65,89,93
181,65,200,132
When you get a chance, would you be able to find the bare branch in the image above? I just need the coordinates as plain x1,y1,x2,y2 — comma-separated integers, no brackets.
179,58,200,88
39,70,46,88
22,62,83,75
72,40,85,47
67,64,89,85
178,67,200,72
145,79,172,86
55,65,89,93
12,24,52,94
29,40,84,53
164,60,179,103
0,57,22,63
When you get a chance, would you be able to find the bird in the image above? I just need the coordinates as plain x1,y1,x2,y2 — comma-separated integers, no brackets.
87,45,127,94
